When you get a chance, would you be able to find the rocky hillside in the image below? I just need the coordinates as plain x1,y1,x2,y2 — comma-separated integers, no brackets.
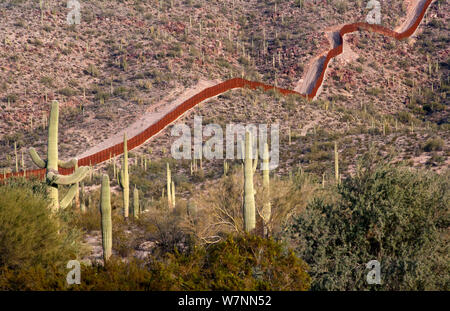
0,0,448,175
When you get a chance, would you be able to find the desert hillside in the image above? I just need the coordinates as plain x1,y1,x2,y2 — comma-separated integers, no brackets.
0,0,447,173
0,0,448,292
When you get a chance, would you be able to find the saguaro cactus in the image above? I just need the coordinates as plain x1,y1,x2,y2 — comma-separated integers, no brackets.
14,141,18,173
80,181,86,213
334,141,339,184
223,160,229,176
133,185,139,219
171,180,176,208
118,133,129,218
166,162,172,208
74,162,80,209
100,174,112,263
113,155,117,180
262,143,271,237
29,101,89,210
243,131,256,232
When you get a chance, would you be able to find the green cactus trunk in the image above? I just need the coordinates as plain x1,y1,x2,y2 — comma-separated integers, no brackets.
14,141,18,173
334,141,339,184
119,133,130,218
171,181,175,208
100,174,112,263
47,100,60,210
262,143,271,237
21,149,24,171
133,185,139,219
80,181,86,213
243,131,256,233
74,162,80,209
166,162,172,208
223,160,229,176
113,155,116,180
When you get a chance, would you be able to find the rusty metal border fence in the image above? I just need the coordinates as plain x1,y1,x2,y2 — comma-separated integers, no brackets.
0,0,433,181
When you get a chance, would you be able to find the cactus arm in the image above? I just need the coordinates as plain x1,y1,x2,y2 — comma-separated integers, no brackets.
59,183,78,209
58,158,78,169
47,166,90,185
29,147,46,168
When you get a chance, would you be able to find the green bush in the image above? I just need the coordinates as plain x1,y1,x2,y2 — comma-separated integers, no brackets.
286,154,449,290
0,235,310,291
0,181,84,269
115,234,309,291
422,137,444,152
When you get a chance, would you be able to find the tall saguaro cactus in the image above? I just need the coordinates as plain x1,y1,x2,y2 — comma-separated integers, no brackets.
74,162,80,209
171,181,176,208
29,101,89,210
262,142,271,237
243,131,256,233
133,185,139,219
80,181,86,213
334,141,339,184
166,162,172,208
14,141,18,173
119,133,129,218
100,174,112,263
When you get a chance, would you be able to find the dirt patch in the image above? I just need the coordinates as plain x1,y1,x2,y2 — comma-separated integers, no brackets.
77,79,220,159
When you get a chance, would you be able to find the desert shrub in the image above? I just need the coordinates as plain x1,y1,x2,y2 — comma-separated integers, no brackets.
422,137,444,152
4,93,17,103
0,264,69,290
0,181,84,269
71,203,101,232
366,87,383,97
195,167,316,240
1,235,310,291
286,153,449,290
112,213,142,258
0,258,152,291
58,87,77,97
139,207,194,257
84,64,99,77
397,110,413,124
148,235,311,291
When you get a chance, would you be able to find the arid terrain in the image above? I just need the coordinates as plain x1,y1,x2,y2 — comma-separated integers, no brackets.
0,0,448,291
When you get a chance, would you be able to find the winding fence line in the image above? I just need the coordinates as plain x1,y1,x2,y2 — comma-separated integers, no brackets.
1,0,434,180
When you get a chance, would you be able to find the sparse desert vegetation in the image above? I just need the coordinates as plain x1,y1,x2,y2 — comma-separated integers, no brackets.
0,0,448,292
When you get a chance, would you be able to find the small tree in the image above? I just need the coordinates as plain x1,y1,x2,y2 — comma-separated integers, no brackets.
286,153,449,290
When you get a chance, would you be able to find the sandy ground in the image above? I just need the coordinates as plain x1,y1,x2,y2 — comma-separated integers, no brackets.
77,79,221,159
396,0,430,33
295,0,430,99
